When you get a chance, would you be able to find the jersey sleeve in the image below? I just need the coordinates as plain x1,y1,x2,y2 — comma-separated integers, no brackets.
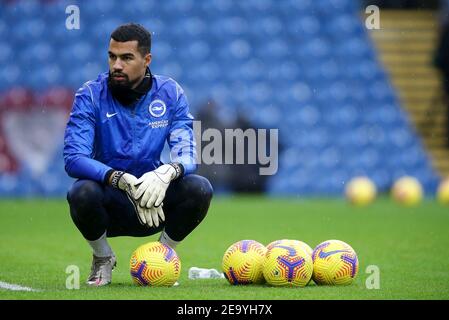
63,86,113,183
167,84,197,175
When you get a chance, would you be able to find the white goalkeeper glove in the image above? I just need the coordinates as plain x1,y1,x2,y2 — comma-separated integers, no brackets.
108,170,163,227
134,163,183,209
138,204,165,228
109,170,139,197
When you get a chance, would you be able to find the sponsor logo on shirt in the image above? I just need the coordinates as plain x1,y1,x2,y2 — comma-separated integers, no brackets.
149,119,169,129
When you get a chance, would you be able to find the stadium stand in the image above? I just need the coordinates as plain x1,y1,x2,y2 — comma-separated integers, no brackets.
0,0,442,196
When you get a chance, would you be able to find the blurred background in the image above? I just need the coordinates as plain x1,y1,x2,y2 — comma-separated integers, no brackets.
0,0,448,198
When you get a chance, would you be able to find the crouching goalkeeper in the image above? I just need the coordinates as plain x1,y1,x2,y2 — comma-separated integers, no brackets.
63,23,213,286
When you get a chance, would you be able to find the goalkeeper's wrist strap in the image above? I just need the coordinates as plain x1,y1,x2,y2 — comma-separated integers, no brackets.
105,170,125,188
168,162,184,180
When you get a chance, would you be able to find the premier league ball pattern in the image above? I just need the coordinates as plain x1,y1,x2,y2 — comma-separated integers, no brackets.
263,244,313,287
312,240,359,286
222,240,267,285
130,242,181,287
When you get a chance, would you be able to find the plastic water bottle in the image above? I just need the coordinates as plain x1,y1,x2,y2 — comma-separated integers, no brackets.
188,267,225,279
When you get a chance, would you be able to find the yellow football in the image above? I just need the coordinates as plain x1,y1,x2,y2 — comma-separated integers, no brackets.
391,176,423,206
130,241,181,286
345,176,377,206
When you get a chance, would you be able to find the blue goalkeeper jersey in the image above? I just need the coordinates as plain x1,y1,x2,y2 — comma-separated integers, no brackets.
63,71,197,183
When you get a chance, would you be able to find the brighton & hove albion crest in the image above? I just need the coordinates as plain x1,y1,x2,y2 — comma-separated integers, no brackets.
149,99,166,118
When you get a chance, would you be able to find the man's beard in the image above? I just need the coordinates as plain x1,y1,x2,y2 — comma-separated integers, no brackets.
108,72,140,92
107,71,145,106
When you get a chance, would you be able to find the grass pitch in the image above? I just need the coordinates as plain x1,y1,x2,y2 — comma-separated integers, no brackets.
0,196,448,300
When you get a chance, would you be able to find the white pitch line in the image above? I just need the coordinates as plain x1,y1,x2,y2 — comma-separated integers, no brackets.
0,281,41,292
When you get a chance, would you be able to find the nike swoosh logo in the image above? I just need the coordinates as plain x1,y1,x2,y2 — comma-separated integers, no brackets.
106,112,118,118
318,249,350,259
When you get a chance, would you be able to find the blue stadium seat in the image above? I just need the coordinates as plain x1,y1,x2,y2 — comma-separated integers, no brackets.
209,16,247,40
186,40,211,61
122,0,157,17
327,14,362,37
255,16,284,38
370,169,392,191
178,17,207,38
0,18,8,39
0,41,13,65
288,16,321,38
297,38,331,60
318,147,342,169
11,18,46,44
158,62,184,81
0,65,22,91
252,104,282,128
255,39,289,59
82,0,116,18
27,64,62,90
316,0,359,16
279,0,314,16
237,0,274,15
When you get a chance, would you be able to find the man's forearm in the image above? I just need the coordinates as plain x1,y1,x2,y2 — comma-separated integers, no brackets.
65,155,113,184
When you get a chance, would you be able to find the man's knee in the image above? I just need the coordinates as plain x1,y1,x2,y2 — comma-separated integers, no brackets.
163,175,213,241
67,180,104,212
182,174,213,213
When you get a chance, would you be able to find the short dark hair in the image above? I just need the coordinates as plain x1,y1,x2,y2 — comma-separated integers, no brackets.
110,23,151,56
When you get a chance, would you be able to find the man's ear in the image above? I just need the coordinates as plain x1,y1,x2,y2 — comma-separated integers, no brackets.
145,53,152,67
